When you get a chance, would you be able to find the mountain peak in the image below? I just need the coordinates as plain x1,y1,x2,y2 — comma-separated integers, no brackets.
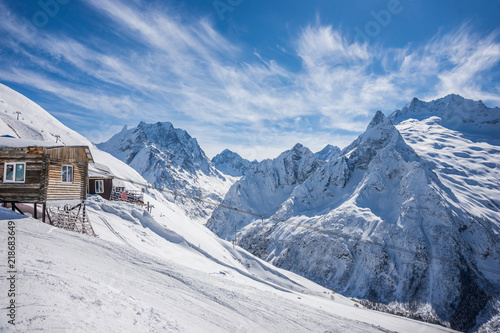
98,120,221,179
342,109,408,170
389,95,499,140
367,110,391,129
212,149,256,177
315,144,341,162
442,93,464,101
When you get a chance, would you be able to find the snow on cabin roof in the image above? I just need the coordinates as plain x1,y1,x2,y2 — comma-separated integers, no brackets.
0,137,94,163
0,137,62,148
88,163,115,178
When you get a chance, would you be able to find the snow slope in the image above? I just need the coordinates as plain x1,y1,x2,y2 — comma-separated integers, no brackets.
207,108,500,331
0,84,90,146
390,95,500,231
390,95,499,143
1,207,459,333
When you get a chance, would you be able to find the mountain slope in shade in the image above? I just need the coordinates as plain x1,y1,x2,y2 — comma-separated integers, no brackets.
211,149,257,177
315,144,341,162
207,109,500,332
97,122,234,219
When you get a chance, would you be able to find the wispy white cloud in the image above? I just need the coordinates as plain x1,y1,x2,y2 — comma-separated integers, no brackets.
0,0,499,159
0,68,137,117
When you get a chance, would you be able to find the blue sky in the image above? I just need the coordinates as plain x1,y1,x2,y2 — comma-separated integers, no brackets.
0,0,499,160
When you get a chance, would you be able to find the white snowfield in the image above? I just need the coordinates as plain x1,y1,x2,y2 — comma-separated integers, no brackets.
0,206,457,333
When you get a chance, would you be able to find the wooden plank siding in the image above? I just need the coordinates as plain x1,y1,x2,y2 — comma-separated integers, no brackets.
46,162,87,201
0,146,92,203
0,147,46,202
47,146,91,164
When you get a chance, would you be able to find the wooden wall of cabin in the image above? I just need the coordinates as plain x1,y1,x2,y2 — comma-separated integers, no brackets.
46,161,88,201
88,178,113,200
47,146,90,164
0,147,46,203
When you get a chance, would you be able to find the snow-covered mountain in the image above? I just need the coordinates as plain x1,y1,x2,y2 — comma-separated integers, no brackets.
207,143,321,240
0,82,455,332
390,94,499,142
211,149,257,177
315,144,341,162
390,95,500,231
98,122,233,219
207,103,500,331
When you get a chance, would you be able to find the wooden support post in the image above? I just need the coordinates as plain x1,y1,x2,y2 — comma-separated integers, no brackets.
82,201,86,222
34,203,38,219
42,203,46,223
12,203,25,215
11,203,15,211
46,206,52,225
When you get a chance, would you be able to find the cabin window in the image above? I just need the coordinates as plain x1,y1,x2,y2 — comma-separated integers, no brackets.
95,180,104,193
62,165,73,183
3,162,25,183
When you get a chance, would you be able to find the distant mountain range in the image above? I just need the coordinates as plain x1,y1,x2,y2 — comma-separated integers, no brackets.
205,95,500,332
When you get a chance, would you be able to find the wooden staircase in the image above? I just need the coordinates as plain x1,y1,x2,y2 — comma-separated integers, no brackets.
47,202,96,237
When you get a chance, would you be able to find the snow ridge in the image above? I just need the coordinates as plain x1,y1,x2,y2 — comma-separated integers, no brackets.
390,94,500,142
207,143,321,239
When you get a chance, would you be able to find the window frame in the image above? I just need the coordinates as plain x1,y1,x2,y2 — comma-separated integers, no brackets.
61,165,74,183
3,162,26,183
95,179,104,194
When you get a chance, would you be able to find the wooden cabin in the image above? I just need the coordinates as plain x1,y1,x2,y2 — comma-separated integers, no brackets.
0,144,94,204
88,163,114,200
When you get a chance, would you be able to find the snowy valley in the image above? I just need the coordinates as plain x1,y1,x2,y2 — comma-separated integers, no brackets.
0,82,499,332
